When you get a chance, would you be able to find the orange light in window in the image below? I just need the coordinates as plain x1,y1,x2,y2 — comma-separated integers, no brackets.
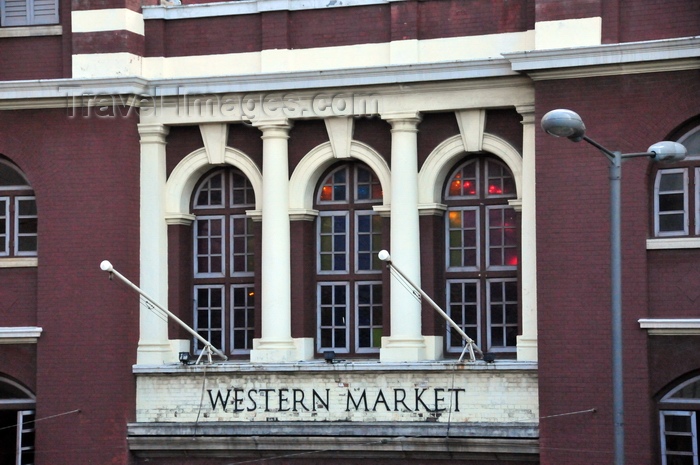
248,292,255,297
488,184,503,195
320,185,332,201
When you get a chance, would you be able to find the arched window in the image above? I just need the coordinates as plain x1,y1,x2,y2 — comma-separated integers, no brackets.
314,162,383,356
653,125,700,237
443,156,519,355
659,374,700,464
192,167,256,355
0,158,37,258
0,376,35,465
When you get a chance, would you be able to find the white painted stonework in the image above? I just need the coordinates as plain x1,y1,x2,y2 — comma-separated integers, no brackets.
135,363,538,424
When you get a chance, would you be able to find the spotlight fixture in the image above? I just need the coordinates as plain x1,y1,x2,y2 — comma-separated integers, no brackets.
482,353,496,363
179,352,190,365
324,351,336,364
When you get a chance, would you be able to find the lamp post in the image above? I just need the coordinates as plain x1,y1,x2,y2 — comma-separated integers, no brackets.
540,109,686,465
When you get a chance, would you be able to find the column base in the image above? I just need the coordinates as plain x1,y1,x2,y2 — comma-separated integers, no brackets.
137,341,177,365
422,335,444,361
250,337,314,363
516,335,538,361
379,336,427,362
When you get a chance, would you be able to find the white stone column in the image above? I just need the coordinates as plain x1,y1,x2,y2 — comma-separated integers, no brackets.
515,105,538,361
380,113,427,362
137,123,174,364
250,120,311,362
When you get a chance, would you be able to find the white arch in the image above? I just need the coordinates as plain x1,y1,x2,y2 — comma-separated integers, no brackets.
418,133,523,205
289,140,391,211
165,146,263,219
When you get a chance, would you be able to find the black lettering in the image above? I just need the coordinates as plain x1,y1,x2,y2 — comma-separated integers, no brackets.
448,388,466,412
278,389,290,412
415,388,432,412
247,389,258,412
433,388,446,413
372,390,391,412
207,389,231,412
312,389,329,411
233,388,245,413
346,389,368,411
259,389,274,412
394,388,410,412
293,389,308,412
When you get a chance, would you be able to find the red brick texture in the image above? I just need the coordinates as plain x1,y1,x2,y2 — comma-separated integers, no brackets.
0,110,141,465
535,69,700,465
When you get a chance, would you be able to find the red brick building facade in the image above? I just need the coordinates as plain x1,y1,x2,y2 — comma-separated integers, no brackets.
0,0,699,464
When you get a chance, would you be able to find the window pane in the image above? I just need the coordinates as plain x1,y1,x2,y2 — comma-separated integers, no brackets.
660,214,686,232
195,171,224,207
659,172,684,191
318,214,348,272
446,161,477,198
195,217,225,275
447,208,478,268
231,285,254,352
486,160,516,197
446,281,479,350
318,284,348,351
357,283,382,350
194,286,225,352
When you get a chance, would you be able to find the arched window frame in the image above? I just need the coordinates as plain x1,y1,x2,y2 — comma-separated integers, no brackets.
191,167,257,356
314,161,384,356
652,124,700,239
658,374,700,465
443,155,520,355
0,158,37,259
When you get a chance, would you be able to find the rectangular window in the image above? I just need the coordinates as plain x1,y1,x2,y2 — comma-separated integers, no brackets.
317,282,348,353
230,284,254,353
356,281,382,352
0,197,7,256
17,409,35,465
655,168,689,236
486,205,517,269
446,207,479,270
15,196,37,256
318,212,348,273
446,279,480,352
230,215,254,275
1,0,59,27
194,216,225,277
660,410,699,465
355,212,382,272
487,278,518,351
194,285,225,353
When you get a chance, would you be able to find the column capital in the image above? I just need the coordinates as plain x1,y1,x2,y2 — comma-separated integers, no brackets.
516,105,536,125
137,123,169,144
381,111,422,130
253,118,293,136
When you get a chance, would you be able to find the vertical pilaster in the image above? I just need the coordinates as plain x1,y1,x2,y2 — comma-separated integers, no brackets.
380,113,427,362
250,120,312,362
137,123,173,364
516,105,538,361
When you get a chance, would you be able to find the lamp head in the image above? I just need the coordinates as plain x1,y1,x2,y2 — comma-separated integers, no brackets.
378,250,391,262
100,260,113,272
541,109,586,142
648,141,687,163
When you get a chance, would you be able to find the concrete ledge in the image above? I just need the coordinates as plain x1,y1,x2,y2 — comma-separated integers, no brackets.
128,422,539,460
0,327,42,344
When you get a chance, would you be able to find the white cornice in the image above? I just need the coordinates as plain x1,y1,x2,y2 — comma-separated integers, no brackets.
639,319,700,336
0,60,518,110
0,327,42,344
504,36,700,80
143,0,401,20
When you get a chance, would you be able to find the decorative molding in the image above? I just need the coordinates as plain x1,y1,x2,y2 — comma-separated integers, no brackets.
505,36,700,81
0,25,62,38
0,257,38,268
455,109,485,152
142,0,402,20
199,123,229,165
639,319,700,336
646,237,700,250
324,117,354,159
0,327,42,344
418,203,447,216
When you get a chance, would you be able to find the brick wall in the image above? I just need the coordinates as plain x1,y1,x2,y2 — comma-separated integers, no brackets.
535,69,700,465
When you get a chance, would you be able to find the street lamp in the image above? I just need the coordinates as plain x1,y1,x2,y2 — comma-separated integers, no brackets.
541,109,687,465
